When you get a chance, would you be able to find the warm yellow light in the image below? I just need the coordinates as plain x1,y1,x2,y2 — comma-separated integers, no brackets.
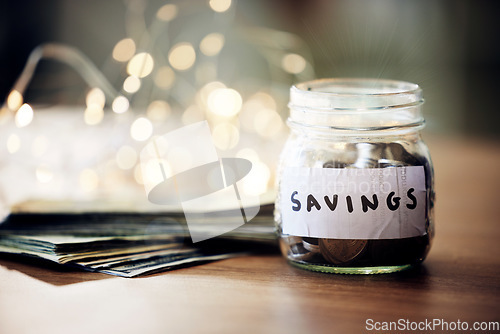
36,165,53,184
168,43,196,71
112,38,136,62
207,88,242,117
147,100,171,122
6,134,20,154
79,169,99,191
252,92,277,110
212,123,239,150
7,90,23,111
15,103,33,128
209,0,232,13
154,66,175,90
254,108,283,137
281,53,306,74
127,52,154,78
143,158,172,185
84,104,104,125
240,92,278,132
32,135,49,157
200,33,225,56
123,76,141,93
241,161,270,196
197,81,226,108
130,117,153,141
112,96,130,114
156,4,178,21
116,145,138,170
86,88,106,109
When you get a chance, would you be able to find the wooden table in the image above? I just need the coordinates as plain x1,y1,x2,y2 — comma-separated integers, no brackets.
1,135,499,334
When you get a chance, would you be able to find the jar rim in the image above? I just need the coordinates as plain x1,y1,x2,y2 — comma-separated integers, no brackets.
293,78,421,98
289,78,425,132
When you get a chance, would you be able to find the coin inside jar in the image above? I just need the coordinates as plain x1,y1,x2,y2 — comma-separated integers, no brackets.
319,239,368,265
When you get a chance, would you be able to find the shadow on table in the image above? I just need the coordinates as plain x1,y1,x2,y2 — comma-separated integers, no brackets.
0,253,113,286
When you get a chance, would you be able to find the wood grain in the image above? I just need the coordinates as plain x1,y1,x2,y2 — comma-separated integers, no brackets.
0,135,499,334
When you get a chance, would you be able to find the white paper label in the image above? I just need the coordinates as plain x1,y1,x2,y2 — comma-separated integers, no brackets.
280,166,426,239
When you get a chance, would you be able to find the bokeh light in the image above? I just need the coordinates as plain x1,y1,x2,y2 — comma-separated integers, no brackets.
123,75,141,93
168,43,196,71
112,38,136,62
212,122,240,150
7,90,23,111
130,117,153,141
147,100,171,122
254,108,283,137
84,104,104,125
200,33,225,56
127,52,154,78
15,103,33,128
281,53,307,74
86,88,106,109
112,96,130,114
156,4,178,22
241,161,270,196
209,0,232,13
6,134,20,154
154,66,175,90
207,88,242,117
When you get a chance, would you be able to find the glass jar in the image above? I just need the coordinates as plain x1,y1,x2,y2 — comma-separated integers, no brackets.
275,78,435,274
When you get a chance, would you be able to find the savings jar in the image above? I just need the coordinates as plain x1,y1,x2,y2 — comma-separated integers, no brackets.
275,78,435,274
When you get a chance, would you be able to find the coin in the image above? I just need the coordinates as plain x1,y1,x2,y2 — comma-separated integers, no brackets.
319,238,368,265
302,237,320,253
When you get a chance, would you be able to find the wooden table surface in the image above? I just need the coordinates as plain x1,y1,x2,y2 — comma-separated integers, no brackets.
1,135,499,334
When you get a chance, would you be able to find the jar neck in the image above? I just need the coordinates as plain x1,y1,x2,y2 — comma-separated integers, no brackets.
288,78,425,136
288,120,424,140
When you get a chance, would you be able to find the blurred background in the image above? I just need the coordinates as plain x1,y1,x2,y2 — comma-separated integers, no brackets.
0,0,498,210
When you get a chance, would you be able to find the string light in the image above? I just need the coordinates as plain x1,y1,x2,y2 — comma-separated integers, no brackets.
7,90,23,111
130,117,153,141
112,38,136,62
154,66,175,90
147,100,171,122
207,88,242,117
84,104,104,125
200,33,225,56
168,43,196,71
212,122,240,150
127,52,154,78
86,88,106,109
209,0,232,13
1,0,313,201
123,75,141,93
112,96,130,114
6,134,20,154
281,53,307,74
15,104,33,128
156,4,178,21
